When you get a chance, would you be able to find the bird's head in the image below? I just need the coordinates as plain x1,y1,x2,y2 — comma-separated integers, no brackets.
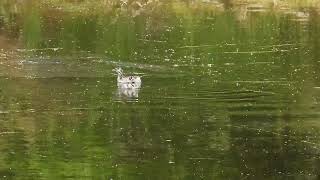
112,67,123,76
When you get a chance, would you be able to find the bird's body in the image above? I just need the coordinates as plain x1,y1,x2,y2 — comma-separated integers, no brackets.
113,67,141,89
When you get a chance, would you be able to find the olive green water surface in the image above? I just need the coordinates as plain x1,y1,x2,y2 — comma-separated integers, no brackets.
0,1,319,179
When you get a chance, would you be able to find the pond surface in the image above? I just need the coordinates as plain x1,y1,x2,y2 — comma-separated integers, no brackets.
0,0,320,179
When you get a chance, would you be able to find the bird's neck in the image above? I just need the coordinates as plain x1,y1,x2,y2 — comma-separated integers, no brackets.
117,72,124,79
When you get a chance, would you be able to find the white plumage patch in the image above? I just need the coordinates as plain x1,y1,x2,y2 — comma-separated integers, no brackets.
113,67,142,89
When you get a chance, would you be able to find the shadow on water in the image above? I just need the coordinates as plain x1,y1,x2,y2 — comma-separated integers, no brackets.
0,0,319,179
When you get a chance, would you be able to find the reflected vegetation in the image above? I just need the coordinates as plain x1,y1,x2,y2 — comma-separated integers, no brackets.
0,0,319,179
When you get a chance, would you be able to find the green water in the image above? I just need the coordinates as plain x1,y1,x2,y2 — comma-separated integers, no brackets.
0,1,320,179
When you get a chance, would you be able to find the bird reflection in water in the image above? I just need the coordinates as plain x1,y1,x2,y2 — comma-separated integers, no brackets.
116,85,140,100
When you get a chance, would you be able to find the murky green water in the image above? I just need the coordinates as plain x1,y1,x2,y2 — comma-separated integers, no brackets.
0,1,320,179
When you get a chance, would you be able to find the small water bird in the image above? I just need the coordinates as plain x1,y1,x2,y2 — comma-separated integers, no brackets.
113,67,142,89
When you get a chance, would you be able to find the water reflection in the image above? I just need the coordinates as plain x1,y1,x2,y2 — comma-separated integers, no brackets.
116,86,140,100
0,0,319,179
